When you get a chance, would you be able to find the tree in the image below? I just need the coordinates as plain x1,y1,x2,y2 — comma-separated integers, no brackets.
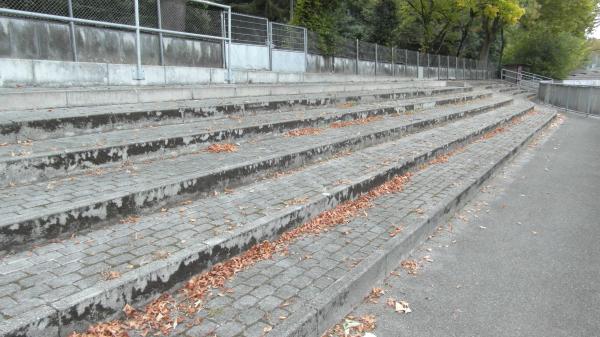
292,0,340,54
504,25,588,78
370,0,400,45
457,0,525,63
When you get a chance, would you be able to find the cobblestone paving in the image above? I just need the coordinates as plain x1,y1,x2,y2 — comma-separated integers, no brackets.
137,108,553,337
0,95,507,228
0,89,486,159
0,101,534,324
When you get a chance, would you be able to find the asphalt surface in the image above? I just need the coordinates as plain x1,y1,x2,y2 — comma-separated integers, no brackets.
349,112,600,337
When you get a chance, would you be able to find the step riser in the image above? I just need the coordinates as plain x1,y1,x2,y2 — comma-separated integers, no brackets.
277,112,558,337
1,92,491,187
0,97,510,253
0,87,471,143
4,105,537,337
1,81,447,111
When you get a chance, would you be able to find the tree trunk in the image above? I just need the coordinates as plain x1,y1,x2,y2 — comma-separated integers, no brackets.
456,9,475,57
160,0,187,32
479,16,500,64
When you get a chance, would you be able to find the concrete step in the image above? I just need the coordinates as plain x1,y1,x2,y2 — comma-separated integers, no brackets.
0,79,442,111
0,93,509,253
0,84,463,143
0,89,497,187
0,100,548,337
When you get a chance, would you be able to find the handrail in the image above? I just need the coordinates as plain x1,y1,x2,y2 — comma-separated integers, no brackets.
500,68,554,92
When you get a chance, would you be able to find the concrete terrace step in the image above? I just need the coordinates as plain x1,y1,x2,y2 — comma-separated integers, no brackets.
0,89,497,186
0,79,441,111
0,84,462,143
0,94,511,252
0,101,554,337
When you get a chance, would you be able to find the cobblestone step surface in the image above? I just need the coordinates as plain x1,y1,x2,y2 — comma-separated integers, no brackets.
0,94,508,252
0,90,495,186
0,84,457,143
0,100,539,337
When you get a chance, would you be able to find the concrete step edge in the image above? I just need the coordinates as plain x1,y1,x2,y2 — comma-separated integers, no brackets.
1,91,497,187
0,96,511,252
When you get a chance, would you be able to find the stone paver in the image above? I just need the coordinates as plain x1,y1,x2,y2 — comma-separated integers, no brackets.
0,94,504,230
0,88,481,159
0,100,535,325
61,103,554,337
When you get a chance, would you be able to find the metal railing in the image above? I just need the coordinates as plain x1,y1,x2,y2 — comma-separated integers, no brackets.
501,69,553,92
0,0,232,82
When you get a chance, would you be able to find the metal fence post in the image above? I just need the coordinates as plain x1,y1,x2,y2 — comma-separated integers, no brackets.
374,44,378,76
67,0,77,62
219,12,225,69
133,0,144,80
427,53,430,78
267,21,273,71
391,47,394,76
405,49,408,76
447,56,450,80
303,27,308,73
157,0,165,66
416,51,420,79
227,7,232,83
356,39,359,75
437,54,440,80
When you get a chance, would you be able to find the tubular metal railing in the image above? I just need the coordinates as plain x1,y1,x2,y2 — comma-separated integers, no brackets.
501,68,553,92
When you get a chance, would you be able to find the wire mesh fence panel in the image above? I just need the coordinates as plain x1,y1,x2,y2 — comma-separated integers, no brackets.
334,37,356,59
0,0,69,17
394,48,407,64
378,45,392,63
406,50,418,66
229,12,267,45
271,22,304,51
358,41,376,61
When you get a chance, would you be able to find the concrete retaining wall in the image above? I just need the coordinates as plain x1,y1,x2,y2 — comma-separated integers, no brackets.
538,82,600,115
0,16,223,68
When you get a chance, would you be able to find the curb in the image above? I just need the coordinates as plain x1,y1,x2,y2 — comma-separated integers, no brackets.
269,110,557,337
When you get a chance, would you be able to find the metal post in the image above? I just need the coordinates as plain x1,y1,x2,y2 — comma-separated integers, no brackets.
267,21,272,71
406,50,409,76
219,12,225,69
447,56,450,80
416,51,420,79
356,39,359,75
133,0,144,80
391,47,395,77
227,7,232,83
67,0,77,62
303,28,308,73
463,58,465,80
157,0,165,66
374,44,378,76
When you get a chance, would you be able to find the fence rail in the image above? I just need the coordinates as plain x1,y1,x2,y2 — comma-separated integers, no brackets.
0,0,496,81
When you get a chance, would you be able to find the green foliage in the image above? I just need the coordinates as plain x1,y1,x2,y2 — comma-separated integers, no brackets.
504,25,589,78
291,0,340,54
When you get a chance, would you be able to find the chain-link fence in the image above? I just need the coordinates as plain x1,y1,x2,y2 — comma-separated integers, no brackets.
229,12,267,45
0,0,495,80
271,22,304,51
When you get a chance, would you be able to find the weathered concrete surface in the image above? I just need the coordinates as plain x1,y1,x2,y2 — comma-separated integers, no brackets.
344,112,600,337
